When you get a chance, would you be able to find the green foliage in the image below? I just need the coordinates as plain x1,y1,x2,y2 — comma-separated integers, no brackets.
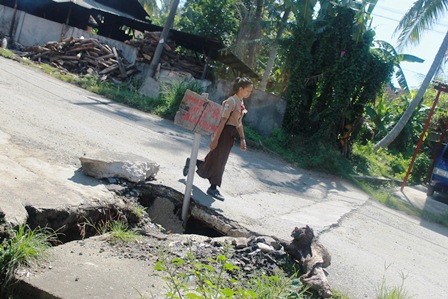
372,40,424,92
0,225,57,293
282,6,394,146
245,126,353,177
0,48,14,59
154,244,306,298
352,142,410,181
108,221,141,244
129,203,148,220
179,0,239,45
376,272,411,299
157,79,205,120
81,210,141,244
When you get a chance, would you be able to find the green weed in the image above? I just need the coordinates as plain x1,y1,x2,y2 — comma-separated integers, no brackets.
154,243,307,298
108,221,141,244
0,48,14,59
157,79,205,119
376,272,412,299
129,203,148,220
0,224,58,293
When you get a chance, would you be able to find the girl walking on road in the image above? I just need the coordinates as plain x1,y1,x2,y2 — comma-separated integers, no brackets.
183,77,253,201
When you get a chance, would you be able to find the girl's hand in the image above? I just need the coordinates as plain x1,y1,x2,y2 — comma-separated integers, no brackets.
240,139,247,151
210,138,218,150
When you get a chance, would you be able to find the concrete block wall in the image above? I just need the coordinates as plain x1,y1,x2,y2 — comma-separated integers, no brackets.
206,79,286,136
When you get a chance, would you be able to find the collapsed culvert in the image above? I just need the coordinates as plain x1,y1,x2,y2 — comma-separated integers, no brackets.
13,180,334,298
131,183,254,238
21,180,253,244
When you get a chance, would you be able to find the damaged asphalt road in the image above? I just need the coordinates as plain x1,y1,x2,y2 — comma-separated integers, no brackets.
1,56,448,298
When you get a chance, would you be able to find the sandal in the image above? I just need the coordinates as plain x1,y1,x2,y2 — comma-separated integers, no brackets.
207,188,225,201
183,158,190,176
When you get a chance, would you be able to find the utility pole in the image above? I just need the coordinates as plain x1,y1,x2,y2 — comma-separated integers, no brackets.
147,0,180,79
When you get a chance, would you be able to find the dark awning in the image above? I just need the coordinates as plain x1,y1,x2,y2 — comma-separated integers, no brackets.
146,24,259,79
52,0,142,21
3,0,259,78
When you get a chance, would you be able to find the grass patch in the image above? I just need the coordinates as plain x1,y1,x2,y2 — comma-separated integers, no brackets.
245,127,354,179
376,272,411,299
108,221,141,244
0,224,58,293
0,48,14,59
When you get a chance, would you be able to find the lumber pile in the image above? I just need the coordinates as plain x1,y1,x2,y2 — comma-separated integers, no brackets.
23,37,138,83
125,31,205,79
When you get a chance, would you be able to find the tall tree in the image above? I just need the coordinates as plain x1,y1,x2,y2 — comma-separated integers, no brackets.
282,4,393,143
179,0,239,45
246,0,265,68
259,5,291,91
374,0,448,151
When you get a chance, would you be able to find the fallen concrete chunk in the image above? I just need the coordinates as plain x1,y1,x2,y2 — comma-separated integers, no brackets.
79,157,159,183
283,226,332,298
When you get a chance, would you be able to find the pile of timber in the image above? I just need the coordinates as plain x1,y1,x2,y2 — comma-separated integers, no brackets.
23,37,138,83
125,31,205,79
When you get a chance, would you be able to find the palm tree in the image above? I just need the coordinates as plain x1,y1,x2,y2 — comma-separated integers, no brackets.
374,0,448,151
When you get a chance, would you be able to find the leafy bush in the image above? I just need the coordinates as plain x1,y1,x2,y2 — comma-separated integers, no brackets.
154,244,306,298
157,79,205,119
245,126,353,177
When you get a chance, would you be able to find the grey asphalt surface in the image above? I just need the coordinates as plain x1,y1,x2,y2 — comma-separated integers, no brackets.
1,56,448,298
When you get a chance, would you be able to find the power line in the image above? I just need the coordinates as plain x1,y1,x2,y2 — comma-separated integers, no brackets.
371,13,448,35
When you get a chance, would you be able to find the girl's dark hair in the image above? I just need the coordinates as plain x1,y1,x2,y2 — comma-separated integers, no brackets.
231,77,253,95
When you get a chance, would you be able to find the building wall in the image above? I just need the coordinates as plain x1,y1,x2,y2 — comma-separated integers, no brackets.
0,4,137,63
0,4,13,36
206,79,286,136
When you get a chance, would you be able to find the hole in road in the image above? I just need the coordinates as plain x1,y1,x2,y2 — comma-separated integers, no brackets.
20,181,237,244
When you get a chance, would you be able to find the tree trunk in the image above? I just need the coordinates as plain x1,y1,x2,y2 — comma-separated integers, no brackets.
259,7,291,91
374,30,448,151
247,0,264,68
146,0,179,79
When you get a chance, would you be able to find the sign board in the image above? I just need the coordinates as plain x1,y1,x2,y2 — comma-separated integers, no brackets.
174,89,222,136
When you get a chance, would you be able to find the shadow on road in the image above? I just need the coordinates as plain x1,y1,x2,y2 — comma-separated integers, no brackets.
69,169,104,186
178,178,224,213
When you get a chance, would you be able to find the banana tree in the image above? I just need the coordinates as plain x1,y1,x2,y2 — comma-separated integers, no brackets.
374,40,424,92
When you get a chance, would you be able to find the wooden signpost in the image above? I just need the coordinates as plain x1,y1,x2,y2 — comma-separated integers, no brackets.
174,90,221,224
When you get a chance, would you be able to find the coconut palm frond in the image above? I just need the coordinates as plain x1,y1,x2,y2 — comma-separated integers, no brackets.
395,0,448,49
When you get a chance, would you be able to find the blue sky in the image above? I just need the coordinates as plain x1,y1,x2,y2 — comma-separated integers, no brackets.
371,0,448,89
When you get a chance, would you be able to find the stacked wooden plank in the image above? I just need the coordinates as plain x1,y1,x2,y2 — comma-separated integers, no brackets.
125,32,205,79
24,37,138,83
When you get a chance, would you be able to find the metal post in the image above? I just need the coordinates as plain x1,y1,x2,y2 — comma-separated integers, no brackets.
401,86,443,190
181,132,201,225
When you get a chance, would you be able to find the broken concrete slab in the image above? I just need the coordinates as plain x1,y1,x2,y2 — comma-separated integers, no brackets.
80,157,159,183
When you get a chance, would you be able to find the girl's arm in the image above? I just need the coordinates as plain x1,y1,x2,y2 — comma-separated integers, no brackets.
237,125,246,151
210,117,228,150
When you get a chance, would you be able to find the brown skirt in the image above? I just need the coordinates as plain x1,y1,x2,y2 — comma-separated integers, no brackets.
196,125,238,187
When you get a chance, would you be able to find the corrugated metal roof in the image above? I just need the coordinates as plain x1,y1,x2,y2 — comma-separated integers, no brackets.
52,0,140,21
